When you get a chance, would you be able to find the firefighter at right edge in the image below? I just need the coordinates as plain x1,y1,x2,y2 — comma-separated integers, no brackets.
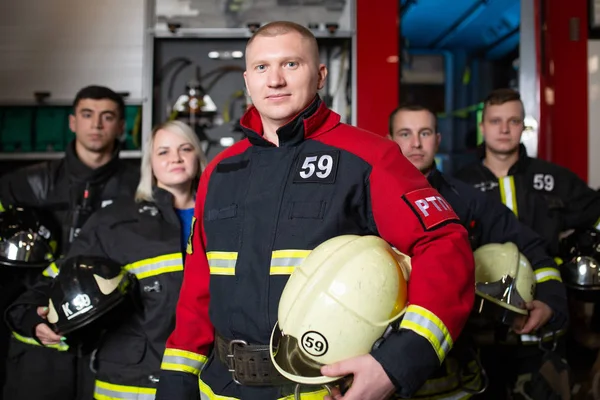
155,21,475,400
389,103,568,399
456,88,600,398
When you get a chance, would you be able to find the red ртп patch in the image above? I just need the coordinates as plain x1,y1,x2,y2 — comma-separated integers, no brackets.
403,188,459,230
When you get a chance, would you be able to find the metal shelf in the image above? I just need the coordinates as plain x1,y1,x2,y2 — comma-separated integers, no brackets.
0,99,145,107
151,27,354,39
0,150,142,161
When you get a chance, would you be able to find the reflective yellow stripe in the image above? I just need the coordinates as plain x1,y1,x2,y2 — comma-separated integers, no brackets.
187,216,197,255
161,348,207,375
499,176,518,217
554,257,563,266
535,267,562,283
198,378,329,400
207,252,238,275
12,331,69,351
521,328,566,344
42,262,59,278
270,250,311,275
0,201,4,212
94,380,156,400
124,253,183,279
595,216,600,231
400,305,453,363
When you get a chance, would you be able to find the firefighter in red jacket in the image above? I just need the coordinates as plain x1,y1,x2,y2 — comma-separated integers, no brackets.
155,21,475,400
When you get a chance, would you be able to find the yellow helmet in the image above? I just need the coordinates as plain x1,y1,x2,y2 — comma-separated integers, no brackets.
269,235,410,385
473,242,535,326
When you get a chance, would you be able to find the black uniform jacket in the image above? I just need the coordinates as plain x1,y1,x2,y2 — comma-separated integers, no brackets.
455,144,600,258
1,140,139,352
6,188,184,398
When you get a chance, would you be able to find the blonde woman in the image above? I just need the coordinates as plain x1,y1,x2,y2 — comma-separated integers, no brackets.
7,121,207,399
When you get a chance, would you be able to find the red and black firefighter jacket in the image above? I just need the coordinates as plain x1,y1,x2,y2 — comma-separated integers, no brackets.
156,98,476,400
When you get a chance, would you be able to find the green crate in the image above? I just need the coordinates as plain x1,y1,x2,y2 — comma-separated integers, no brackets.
34,107,69,152
123,106,141,150
0,108,34,152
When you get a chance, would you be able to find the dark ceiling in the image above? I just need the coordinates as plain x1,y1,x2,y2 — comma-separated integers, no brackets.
401,0,520,60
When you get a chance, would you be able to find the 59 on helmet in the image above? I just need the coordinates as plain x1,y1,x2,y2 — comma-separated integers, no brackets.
473,242,535,329
269,235,411,385
0,205,59,269
46,255,134,335
559,229,600,301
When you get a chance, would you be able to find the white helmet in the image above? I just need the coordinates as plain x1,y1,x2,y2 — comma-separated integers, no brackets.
269,235,410,385
473,242,535,326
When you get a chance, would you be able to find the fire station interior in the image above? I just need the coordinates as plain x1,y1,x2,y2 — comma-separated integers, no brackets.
1,0,600,399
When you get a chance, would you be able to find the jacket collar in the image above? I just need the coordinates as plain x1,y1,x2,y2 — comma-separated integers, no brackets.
477,143,530,174
65,140,123,184
239,96,340,147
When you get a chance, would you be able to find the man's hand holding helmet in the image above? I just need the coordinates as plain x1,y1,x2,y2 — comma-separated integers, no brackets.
512,300,553,335
321,354,395,400
34,306,63,345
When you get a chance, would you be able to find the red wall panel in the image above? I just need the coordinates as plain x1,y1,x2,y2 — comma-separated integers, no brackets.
538,0,588,181
355,0,399,136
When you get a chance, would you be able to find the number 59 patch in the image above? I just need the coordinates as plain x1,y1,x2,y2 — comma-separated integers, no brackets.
293,151,339,184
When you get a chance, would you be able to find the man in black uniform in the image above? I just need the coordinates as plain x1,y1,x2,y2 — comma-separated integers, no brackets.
453,89,600,398
455,88,600,261
0,85,140,400
388,104,568,399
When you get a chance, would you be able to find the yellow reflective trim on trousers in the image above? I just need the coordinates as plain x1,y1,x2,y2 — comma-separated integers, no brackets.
207,252,238,275
595,216,600,231
42,262,59,278
161,348,207,375
499,176,518,217
414,360,479,398
198,378,330,400
124,253,183,279
535,267,563,283
0,201,4,212
94,380,156,400
270,250,311,275
400,305,453,363
12,331,69,351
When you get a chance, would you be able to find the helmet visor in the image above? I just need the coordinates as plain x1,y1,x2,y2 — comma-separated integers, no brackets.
0,233,52,267
270,322,325,381
475,274,527,314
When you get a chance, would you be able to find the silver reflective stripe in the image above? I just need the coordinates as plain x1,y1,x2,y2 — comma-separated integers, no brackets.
500,176,516,213
207,252,238,275
271,257,305,267
161,355,205,373
401,307,453,361
43,263,59,278
125,254,183,279
535,267,562,283
208,259,236,268
94,385,155,400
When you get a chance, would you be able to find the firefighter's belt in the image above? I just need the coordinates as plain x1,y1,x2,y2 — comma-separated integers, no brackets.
215,332,291,386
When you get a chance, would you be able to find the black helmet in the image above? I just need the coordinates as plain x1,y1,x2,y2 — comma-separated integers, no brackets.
559,229,600,301
0,206,59,268
46,255,134,335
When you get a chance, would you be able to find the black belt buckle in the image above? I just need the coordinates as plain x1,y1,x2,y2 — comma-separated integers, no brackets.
227,339,248,384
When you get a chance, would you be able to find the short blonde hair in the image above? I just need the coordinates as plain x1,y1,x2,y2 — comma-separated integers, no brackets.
246,21,320,66
135,120,208,203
